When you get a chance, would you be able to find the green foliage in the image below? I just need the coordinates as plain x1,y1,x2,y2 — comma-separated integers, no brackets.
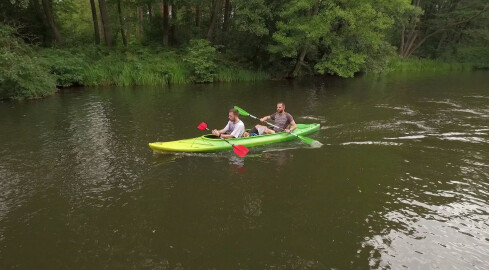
397,0,489,58
217,67,269,82
39,49,88,87
387,57,472,72
183,39,218,83
315,49,366,78
81,49,188,86
445,47,489,69
1,0,487,100
269,0,399,77
0,24,56,100
232,0,271,37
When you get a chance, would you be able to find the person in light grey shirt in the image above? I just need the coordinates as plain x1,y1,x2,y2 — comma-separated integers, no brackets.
212,109,245,138
254,102,297,135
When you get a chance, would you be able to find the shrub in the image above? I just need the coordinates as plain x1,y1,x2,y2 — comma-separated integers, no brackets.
386,56,472,72
39,49,88,87
183,39,217,83
448,46,489,69
0,24,56,99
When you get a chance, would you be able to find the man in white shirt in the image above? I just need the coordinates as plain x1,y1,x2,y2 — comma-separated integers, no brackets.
212,109,245,138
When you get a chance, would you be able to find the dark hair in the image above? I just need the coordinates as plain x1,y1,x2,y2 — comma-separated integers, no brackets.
277,102,285,107
229,108,239,116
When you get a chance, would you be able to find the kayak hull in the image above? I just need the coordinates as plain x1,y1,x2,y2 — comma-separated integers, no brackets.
149,123,320,153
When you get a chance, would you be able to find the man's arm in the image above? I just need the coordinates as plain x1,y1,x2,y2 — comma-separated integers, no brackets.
212,122,230,136
212,128,228,137
219,133,234,139
286,120,297,133
260,115,271,122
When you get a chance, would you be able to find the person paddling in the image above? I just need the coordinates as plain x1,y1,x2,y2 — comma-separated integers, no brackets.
212,109,245,138
253,102,297,135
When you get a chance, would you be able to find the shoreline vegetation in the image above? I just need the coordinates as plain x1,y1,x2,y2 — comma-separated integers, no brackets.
1,40,484,101
1,0,488,100
0,50,482,101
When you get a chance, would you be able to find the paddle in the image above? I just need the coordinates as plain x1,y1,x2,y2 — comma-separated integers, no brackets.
197,122,249,157
234,105,319,146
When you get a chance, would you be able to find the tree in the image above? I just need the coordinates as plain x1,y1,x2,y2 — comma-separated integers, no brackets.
170,1,178,45
207,0,224,42
98,0,113,46
399,0,489,58
218,0,271,65
222,0,231,32
162,0,169,45
117,0,127,46
89,0,101,44
41,0,63,43
270,0,398,78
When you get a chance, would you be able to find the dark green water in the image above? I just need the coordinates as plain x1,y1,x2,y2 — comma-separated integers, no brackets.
1,71,489,269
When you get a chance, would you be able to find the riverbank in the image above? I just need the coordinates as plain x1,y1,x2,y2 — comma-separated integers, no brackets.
1,24,269,100
386,57,474,72
1,45,269,100
2,46,483,101
1,23,484,101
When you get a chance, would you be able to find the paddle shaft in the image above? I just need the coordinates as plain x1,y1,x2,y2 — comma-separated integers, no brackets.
203,127,240,148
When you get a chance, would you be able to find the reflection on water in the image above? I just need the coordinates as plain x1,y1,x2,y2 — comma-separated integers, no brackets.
0,72,489,268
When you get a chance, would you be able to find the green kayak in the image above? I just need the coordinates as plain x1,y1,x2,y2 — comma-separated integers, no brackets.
149,123,320,153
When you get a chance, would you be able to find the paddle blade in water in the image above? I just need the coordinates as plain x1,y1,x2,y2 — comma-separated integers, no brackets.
233,106,250,117
310,140,323,148
232,145,249,157
298,135,315,145
197,122,208,130
298,135,323,147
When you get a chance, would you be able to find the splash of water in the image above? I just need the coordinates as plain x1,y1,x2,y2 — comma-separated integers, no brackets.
310,140,324,148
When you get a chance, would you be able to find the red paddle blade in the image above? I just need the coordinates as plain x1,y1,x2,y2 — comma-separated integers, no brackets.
232,145,249,157
197,122,208,130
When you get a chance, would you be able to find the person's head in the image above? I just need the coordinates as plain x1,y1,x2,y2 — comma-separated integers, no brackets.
276,102,285,113
228,109,239,121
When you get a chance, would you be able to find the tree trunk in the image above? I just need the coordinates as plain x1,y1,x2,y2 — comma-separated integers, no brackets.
170,3,178,45
41,0,63,44
207,0,223,42
435,31,447,53
288,48,307,78
136,6,142,38
31,0,50,45
403,32,418,57
286,4,318,78
117,0,127,46
98,0,113,46
162,1,169,45
148,3,153,24
399,25,405,55
195,5,200,27
223,0,231,32
89,0,100,44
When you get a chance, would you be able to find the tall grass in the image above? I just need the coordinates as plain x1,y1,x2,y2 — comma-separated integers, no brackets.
388,57,473,72
81,51,187,86
38,47,269,89
216,68,269,82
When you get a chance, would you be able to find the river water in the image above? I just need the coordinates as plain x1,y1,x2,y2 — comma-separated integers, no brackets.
1,71,488,269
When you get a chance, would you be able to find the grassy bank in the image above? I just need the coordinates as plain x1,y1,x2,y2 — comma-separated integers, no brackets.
38,46,269,88
1,24,269,100
1,46,269,100
387,57,474,72
1,21,484,100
